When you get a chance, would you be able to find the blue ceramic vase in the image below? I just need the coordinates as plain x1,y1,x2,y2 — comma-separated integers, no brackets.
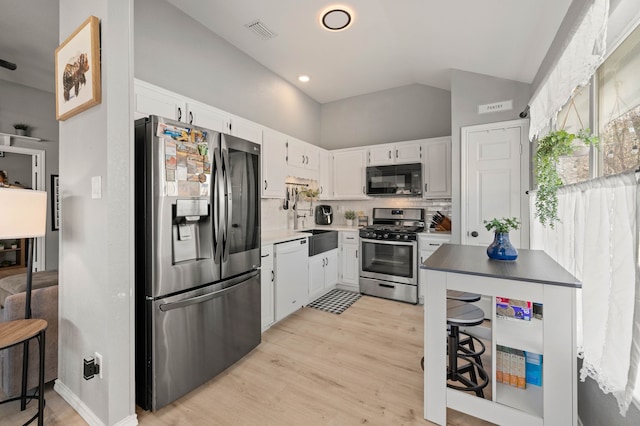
486,232,518,261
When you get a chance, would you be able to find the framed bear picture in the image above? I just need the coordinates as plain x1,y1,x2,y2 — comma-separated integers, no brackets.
55,15,101,121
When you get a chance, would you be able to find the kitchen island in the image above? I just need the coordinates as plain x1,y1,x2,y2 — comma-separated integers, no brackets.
421,244,581,426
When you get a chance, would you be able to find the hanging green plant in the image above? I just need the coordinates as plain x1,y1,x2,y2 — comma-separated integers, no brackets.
534,128,599,227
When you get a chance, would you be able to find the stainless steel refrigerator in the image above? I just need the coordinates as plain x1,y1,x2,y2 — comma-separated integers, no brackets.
134,115,261,411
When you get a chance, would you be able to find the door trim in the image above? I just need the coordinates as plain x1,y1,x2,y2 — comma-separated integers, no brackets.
0,145,46,270
460,119,530,248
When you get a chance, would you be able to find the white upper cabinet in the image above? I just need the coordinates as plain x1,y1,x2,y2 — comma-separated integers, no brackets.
422,137,451,198
134,80,187,122
368,142,423,166
185,99,229,133
134,80,262,144
318,150,334,200
262,128,288,198
286,137,319,180
332,149,368,199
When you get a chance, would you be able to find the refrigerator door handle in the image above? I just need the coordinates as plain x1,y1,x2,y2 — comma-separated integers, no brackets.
159,271,259,312
213,146,224,264
222,147,232,262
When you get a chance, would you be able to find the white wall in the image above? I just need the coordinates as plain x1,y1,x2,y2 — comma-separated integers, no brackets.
449,69,532,244
0,79,60,270
320,84,451,149
57,1,135,425
133,0,321,145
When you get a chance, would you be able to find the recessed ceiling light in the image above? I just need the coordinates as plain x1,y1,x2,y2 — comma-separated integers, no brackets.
321,7,353,32
298,75,310,83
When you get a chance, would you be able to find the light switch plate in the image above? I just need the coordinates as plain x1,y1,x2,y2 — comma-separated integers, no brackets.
91,176,102,199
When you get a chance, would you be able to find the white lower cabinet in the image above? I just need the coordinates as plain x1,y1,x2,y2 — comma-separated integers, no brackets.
260,245,275,331
339,231,359,291
308,249,338,301
418,234,450,304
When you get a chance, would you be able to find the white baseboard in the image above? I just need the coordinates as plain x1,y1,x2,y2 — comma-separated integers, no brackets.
54,380,138,426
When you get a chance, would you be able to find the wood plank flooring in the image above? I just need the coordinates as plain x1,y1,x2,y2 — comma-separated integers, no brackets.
1,295,493,425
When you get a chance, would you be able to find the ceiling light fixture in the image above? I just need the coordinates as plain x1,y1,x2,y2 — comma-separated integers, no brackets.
298,75,310,83
321,7,353,32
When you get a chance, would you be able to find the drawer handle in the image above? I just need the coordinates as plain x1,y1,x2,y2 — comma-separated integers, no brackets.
379,283,395,289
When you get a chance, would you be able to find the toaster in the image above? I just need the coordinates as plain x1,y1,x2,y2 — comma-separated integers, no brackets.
315,205,333,225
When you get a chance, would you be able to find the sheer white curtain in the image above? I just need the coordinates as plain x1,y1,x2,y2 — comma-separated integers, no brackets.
530,171,640,414
528,0,609,139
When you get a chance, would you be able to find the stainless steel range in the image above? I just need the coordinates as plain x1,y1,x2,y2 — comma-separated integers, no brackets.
359,208,425,304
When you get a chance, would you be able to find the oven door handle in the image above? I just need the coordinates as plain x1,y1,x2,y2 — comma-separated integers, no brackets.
360,238,416,247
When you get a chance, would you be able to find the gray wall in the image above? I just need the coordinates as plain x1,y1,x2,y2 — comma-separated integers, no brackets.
320,84,451,149
0,79,59,270
449,69,532,245
58,0,134,424
134,0,321,145
578,359,640,425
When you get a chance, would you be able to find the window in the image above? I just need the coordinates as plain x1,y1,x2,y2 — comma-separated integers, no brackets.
597,24,640,176
552,23,640,183
556,86,592,185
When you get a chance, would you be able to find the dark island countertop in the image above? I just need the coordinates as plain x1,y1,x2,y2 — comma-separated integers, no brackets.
421,244,581,288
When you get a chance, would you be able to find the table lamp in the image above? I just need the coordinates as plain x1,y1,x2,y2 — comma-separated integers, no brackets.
0,188,48,319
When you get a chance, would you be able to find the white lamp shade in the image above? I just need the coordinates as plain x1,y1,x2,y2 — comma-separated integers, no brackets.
0,188,48,239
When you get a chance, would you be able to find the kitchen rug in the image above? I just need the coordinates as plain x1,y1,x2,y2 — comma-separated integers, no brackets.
307,289,361,314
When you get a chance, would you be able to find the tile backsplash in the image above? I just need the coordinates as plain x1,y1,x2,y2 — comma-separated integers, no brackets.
261,197,452,231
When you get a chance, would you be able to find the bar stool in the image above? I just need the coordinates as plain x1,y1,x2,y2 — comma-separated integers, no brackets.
0,319,47,426
446,299,488,397
446,291,486,366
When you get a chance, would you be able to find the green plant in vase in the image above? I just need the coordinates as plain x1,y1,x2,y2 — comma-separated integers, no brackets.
484,217,521,261
534,128,598,227
344,210,356,226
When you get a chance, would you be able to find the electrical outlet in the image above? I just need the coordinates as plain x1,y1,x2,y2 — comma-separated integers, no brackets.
94,352,103,379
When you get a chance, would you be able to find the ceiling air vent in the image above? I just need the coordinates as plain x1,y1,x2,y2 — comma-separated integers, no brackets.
245,20,277,40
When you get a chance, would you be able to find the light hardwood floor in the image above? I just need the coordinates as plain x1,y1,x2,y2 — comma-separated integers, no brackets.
2,295,493,425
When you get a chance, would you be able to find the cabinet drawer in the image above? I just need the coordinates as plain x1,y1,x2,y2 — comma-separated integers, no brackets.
261,244,274,263
341,232,359,244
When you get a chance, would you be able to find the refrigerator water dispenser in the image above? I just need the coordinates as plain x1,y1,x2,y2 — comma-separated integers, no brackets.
172,199,211,263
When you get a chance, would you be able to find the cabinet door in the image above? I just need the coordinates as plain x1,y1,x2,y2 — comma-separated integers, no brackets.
324,249,339,289
286,138,306,169
134,82,186,122
305,143,319,172
261,246,275,330
395,143,422,164
423,138,451,198
341,244,359,286
186,101,229,133
333,150,367,199
262,128,288,198
308,254,326,301
230,115,263,144
318,150,334,200
368,145,394,165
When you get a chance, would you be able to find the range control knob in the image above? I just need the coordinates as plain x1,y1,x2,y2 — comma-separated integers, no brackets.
395,235,401,240
403,235,409,241
383,233,389,239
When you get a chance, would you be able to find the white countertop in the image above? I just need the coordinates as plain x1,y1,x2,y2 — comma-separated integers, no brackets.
261,225,360,246
261,225,450,245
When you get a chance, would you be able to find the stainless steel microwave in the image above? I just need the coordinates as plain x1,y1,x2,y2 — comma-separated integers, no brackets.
366,163,422,197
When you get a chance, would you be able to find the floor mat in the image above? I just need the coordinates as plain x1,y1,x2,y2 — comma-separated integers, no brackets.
307,289,361,314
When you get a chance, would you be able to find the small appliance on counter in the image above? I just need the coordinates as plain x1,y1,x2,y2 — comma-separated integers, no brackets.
315,205,333,225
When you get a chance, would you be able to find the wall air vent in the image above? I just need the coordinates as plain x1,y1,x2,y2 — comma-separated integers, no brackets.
245,20,277,40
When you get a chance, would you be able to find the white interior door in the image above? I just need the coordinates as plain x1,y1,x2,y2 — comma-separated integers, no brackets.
461,119,529,248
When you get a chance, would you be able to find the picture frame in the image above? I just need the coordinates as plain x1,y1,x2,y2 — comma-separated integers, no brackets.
51,174,60,231
55,15,101,121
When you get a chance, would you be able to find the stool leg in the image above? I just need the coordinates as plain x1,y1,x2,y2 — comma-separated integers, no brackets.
448,325,459,379
38,330,45,426
21,340,29,410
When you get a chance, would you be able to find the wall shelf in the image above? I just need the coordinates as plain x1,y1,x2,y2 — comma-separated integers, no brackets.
0,132,42,146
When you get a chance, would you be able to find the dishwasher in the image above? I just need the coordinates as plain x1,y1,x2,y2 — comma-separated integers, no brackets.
274,238,309,321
